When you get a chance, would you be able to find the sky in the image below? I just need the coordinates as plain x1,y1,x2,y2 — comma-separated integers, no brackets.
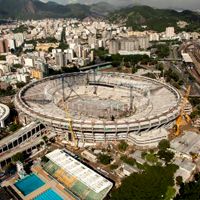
42,0,200,10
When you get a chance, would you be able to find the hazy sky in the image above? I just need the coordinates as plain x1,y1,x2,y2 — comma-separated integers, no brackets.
43,0,200,10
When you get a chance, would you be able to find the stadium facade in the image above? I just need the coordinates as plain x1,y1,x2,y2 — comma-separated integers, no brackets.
15,72,181,146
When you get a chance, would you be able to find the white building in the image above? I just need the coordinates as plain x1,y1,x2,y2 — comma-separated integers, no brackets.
165,27,175,39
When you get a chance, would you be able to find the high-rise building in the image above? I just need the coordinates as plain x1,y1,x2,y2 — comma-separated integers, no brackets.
55,52,67,68
0,39,9,53
149,33,160,41
166,27,175,38
0,40,4,53
109,39,120,54
14,33,24,47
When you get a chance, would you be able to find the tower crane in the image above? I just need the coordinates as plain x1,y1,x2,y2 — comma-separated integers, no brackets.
175,85,191,136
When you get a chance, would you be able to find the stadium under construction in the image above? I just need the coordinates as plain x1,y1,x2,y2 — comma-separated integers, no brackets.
15,71,182,147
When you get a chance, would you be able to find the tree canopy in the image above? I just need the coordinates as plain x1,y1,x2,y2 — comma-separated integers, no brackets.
111,164,178,200
174,173,200,200
158,139,170,151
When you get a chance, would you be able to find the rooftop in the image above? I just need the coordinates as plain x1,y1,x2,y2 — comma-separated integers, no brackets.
46,149,113,194
171,131,200,156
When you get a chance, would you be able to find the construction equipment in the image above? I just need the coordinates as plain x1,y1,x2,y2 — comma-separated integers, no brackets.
62,100,79,149
175,85,191,136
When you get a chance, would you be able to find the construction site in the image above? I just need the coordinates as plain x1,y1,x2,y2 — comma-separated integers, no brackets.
15,71,182,146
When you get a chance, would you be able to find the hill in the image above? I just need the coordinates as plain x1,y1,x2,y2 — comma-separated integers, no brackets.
0,0,92,19
90,2,117,16
109,5,200,32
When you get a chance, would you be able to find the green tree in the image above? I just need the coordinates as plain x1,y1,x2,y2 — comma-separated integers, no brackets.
120,155,136,166
118,140,128,152
42,136,48,144
98,154,112,165
158,139,170,151
13,64,23,68
158,150,174,163
9,123,22,132
12,152,25,163
0,55,6,61
174,174,200,200
176,176,183,186
16,82,26,89
111,164,178,200
110,164,118,170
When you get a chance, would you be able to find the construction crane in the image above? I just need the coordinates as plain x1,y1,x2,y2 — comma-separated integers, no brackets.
62,99,79,148
61,75,78,148
175,85,191,136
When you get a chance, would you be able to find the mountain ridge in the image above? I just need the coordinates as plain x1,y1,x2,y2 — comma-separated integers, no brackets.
0,0,200,33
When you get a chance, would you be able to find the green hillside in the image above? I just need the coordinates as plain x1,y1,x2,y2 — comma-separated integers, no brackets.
109,5,200,32
0,0,92,19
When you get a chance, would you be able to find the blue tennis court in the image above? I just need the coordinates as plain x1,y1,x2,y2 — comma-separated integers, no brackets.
34,189,64,200
14,174,45,196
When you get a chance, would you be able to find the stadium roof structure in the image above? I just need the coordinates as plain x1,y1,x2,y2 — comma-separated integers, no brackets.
46,149,113,198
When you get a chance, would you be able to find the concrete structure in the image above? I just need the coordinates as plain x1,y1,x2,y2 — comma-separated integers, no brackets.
81,150,97,163
0,103,10,128
165,27,175,39
182,53,193,63
174,158,196,182
0,121,46,169
45,149,113,200
122,163,139,176
15,72,181,145
109,39,119,54
0,39,9,53
171,131,200,159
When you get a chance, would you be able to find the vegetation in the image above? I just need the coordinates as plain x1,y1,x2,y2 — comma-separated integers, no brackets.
189,97,200,107
157,150,174,163
48,66,80,76
110,164,119,170
176,176,183,186
118,140,128,152
120,155,136,166
13,25,28,33
111,164,178,200
0,0,92,20
5,163,16,174
189,98,200,119
158,139,170,151
12,152,25,163
41,156,49,163
42,136,48,144
164,68,183,88
145,152,158,163
13,64,23,69
9,123,22,132
105,54,153,68
155,44,170,58
16,82,26,89
58,43,69,51
0,55,6,61
109,5,200,32
0,87,16,97
94,47,109,60
174,173,200,200
37,37,57,44
98,154,112,165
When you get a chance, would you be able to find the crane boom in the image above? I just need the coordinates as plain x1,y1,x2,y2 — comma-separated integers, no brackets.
175,86,191,136
62,99,78,148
